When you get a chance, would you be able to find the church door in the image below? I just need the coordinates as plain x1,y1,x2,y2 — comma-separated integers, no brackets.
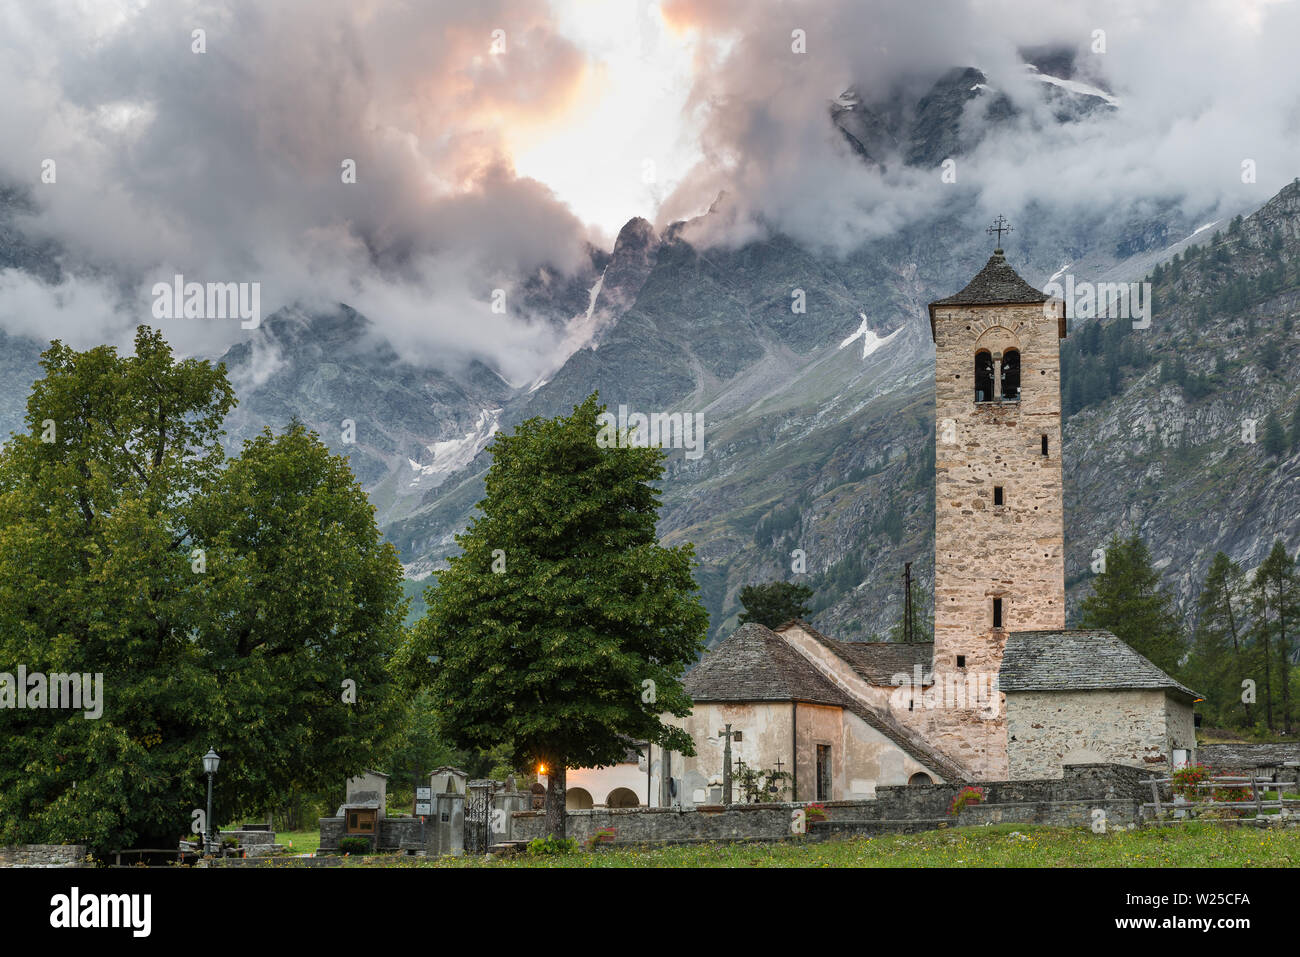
815,745,831,801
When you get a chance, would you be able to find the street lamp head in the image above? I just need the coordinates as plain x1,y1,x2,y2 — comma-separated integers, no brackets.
203,748,220,775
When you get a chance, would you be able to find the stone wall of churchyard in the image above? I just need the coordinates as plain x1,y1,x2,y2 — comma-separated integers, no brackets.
319,816,427,851
0,845,88,867
508,764,1147,846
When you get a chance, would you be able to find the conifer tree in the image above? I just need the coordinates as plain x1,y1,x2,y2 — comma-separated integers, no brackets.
1185,552,1249,728
1249,541,1300,733
1263,411,1287,459
1078,533,1185,676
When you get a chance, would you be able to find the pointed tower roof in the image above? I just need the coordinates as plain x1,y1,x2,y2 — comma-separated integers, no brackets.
927,248,1053,339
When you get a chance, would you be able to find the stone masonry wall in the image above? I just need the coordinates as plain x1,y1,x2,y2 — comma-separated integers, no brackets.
508,764,1145,846
318,816,426,851
930,299,1068,781
1006,689,1173,778
0,845,88,867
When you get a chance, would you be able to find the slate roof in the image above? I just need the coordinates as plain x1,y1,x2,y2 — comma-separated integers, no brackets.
782,620,934,686
926,249,1055,339
1000,630,1201,701
686,623,965,781
1198,743,1300,771
685,622,848,706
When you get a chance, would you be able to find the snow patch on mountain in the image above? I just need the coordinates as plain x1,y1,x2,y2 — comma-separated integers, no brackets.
839,314,902,359
1026,66,1119,107
407,408,501,485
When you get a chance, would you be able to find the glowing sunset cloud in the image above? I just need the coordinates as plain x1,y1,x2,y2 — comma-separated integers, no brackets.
504,0,704,239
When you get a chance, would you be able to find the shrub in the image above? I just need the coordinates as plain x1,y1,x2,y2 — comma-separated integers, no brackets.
586,827,616,850
948,786,985,816
805,803,828,821
527,835,579,857
337,836,370,855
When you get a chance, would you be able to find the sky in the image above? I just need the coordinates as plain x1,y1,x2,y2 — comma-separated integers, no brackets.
0,0,1298,380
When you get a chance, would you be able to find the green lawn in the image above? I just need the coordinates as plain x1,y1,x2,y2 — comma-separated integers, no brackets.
274,830,321,855
335,822,1300,868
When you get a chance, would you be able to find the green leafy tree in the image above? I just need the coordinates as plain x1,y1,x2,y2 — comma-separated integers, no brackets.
377,688,471,806
1077,533,1186,676
0,329,405,852
737,581,814,628
1249,541,1300,732
1185,552,1250,728
0,329,232,851
396,394,707,839
187,422,407,817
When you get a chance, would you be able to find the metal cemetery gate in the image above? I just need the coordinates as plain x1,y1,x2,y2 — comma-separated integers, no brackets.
465,787,494,854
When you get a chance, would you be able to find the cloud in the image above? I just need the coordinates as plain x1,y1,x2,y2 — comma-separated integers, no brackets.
655,0,1300,254
2,0,1298,369
0,0,597,369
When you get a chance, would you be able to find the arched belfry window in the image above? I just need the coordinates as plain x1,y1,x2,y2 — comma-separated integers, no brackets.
974,351,994,402
1001,349,1021,401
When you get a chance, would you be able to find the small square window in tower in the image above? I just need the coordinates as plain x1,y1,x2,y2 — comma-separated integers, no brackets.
956,655,966,668
1041,434,1049,456
993,486,1004,506
992,597,1003,629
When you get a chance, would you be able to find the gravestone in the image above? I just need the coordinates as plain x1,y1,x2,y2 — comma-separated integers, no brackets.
344,770,389,817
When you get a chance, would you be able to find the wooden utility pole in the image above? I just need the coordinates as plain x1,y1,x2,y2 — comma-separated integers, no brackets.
720,724,735,805
903,561,914,643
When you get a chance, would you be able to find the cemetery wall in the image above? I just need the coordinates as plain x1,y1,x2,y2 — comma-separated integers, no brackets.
318,816,427,851
0,844,88,867
507,763,1146,846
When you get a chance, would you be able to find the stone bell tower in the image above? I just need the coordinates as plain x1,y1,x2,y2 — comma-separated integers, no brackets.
924,225,1066,779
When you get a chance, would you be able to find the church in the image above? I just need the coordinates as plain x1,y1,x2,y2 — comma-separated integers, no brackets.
562,237,1201,811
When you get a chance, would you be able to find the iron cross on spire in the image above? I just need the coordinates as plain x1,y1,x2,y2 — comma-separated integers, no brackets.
987,214,1013,249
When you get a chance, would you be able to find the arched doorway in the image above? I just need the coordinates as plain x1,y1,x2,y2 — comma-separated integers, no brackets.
908,772,933,786
565,787,593,811
606,787,639,808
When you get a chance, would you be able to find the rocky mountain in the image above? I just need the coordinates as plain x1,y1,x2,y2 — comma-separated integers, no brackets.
832,50,1115,170
1,57,1293,652
388,168,1299,647
1061,179,1300,620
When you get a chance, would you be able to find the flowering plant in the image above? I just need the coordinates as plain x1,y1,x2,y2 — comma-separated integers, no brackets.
1171,763,1212,799
948,786,985,816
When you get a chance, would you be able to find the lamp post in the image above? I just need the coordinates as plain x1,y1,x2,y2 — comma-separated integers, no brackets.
202,748,220,855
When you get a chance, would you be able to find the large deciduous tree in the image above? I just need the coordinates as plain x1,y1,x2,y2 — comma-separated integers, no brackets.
188,422,407,814
398,394,706,839
0,329,405,852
